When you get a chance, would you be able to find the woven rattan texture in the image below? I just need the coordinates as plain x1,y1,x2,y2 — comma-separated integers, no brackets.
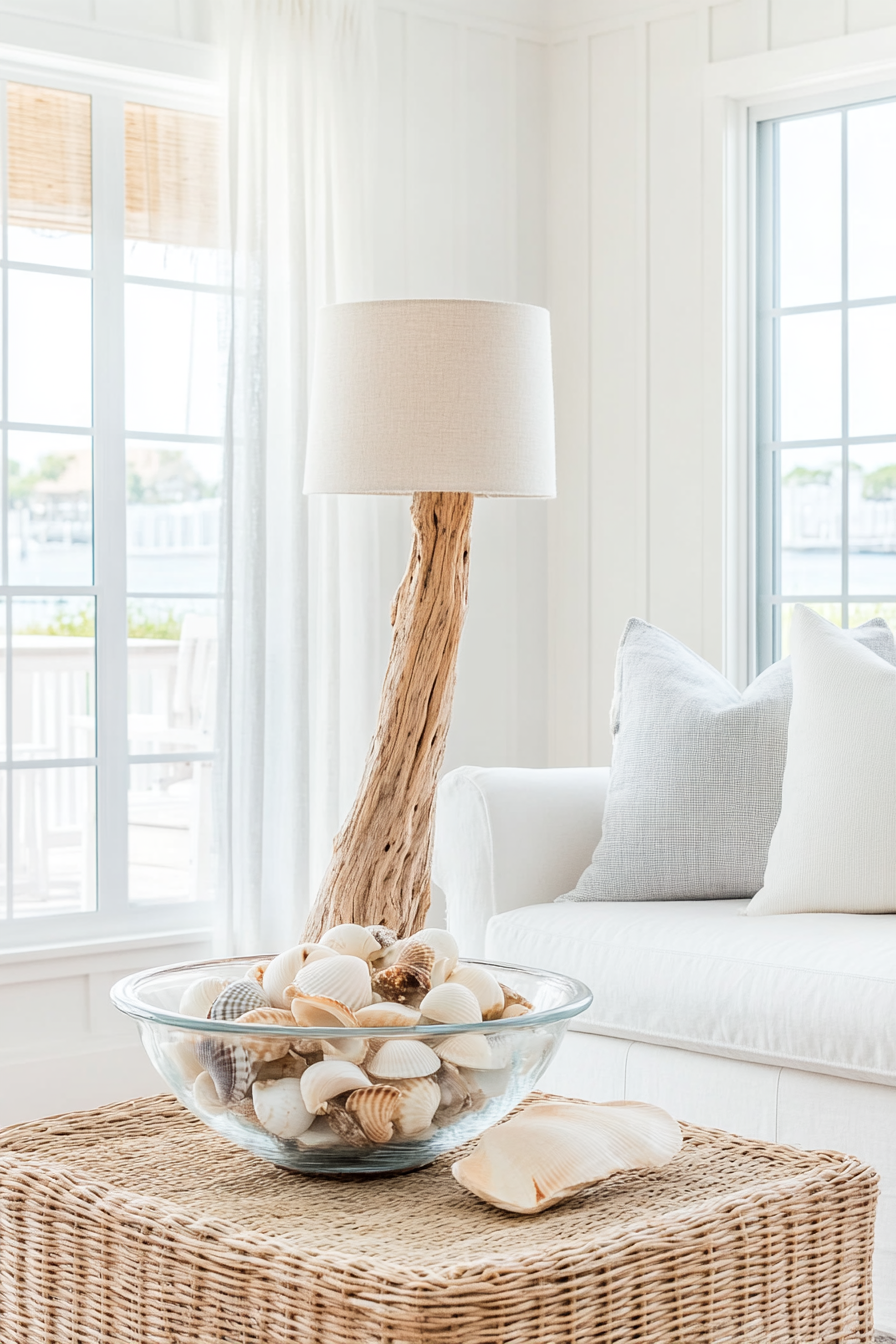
0,1092,879,1344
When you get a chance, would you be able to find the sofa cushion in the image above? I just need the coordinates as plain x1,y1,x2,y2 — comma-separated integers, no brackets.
485,899,896,1085
561,616,896,903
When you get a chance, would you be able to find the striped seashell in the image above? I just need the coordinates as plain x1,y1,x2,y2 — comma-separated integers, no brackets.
354,1002,421,1028
289,994,359,1029
366,926,398,961
263,944,339,1010
325,1099,372,1147
419,983,481,1025
208,980,269,1021
433,1034,504,1070
252,1077,315,1139
300,1059,371,1114
196,1037,257,1104
447,965,504,1020
435,1061,473,1119
319,923,381,962
235,1007,296,1063
408,928,459,974
346,1085,401,1143
499,982,533,1012
179,976,229,1020
294,954,372,1012
393,1076,441,1137
193,1070,226,1115
366,1037,441,1080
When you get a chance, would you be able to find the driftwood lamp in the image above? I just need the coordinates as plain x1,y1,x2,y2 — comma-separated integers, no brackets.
301,298,555,941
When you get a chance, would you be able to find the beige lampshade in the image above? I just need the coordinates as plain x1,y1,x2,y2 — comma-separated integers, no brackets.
304,299,555,496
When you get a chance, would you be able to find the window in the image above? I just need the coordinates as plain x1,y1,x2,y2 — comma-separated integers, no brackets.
757,97,896,668
0,62,224,948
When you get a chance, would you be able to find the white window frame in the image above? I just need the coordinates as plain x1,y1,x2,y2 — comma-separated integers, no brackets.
0,45,224,951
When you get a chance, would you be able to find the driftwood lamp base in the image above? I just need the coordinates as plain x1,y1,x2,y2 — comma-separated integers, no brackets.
303,490,473,942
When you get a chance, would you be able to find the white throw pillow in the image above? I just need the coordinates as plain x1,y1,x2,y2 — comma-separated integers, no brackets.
747,604,896,916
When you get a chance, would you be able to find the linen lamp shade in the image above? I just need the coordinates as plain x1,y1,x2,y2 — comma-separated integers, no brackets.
304,298,555,497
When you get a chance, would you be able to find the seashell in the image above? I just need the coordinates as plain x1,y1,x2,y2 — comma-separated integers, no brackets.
243,961,270,988
162,1038,203,1084
393,1076,441,1136
179,976,229,1019
370,943,433,1002
501,1004,530,1019
297,1117,343,1148
366,1037,441,1080
408,928,459,973
319,923,381,962
321,1035,368,1064
294,954,372,1012
193,1070,226,1114
235,1007,296,1062
451,1100,683,1214
433,1034,505,1070
396,940,435,975
196,1037,257,1104
447,965,504,1020
324,1099,372,1147
208,979,269,1021
300,1059,371,1114
290,994,359,1029
500,982,533,1012
251,1077,316,1138
419,982,482,1025
366,926,398,960
346,1085,401,1143
354,1002,422,1028
256,1054,307,1082
431,958,451,987
262,944,338,1009
435,1061,473,1120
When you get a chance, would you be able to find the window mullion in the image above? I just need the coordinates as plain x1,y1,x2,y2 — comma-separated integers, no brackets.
91,89,128,923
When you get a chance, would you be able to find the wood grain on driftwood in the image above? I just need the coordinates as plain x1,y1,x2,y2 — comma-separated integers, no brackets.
303,490,474,941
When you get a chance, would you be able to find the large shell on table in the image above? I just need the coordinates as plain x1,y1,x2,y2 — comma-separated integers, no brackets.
252,1077,316,1139
208,980,269,1021
354,1002,421,1029
235,1007,296,1062
263,944,338,1009
346,1085,401,1143
419,983,481,1025
294,954,372,1012
300,1059,371,1114
408,929,459,974
179,976,229,1020
289,994,359,1029
196,1037,257,1103
451,1100,683,1214
433,1034,504,1070
393,1076,441,1137
366,1037,440,1080
447,965,504,1020
319,924,381,962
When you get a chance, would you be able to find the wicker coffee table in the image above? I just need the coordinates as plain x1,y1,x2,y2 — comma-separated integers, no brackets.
0,1093,878,1343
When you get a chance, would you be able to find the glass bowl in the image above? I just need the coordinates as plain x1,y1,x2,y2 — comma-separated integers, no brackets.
111,955,592,1174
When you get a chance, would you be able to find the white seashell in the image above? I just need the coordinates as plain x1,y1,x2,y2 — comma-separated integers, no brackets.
163,1038,203,1084
447,965,504,1020
252,1077,316,1138
501,1004,530,1019
297,1116,343,1147
433,1034,505,1070
289,994,359,1029
373,936,408,969
319,923,381,962
393,1076,441,1136
179,976,229,1019
346,1085,401,1142
300,1060,371,1114
452,1100,683,1214
419,982,482,1025
431,957,451,987
263,944,338,1009
321,1035,368,1064
193,1070,226,1115
354,1002,421,1028
366,1037,441,1080
243,961,270,988
295,954,373,1012
409,928,459,973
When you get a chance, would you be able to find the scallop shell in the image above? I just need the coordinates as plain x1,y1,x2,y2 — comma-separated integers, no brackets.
354,1002,422,1028
346,1085,401,1143
243,961,270,988
208,980,269,1021
179,976,229,1019
235,1007,296,1062
325,1099,372,1147
393,1076,441,1136
433,1034,504,1070
263,944,338,1009
451,1100,683,1214
193,1070,226,1114
370,941,435,1003
321,1035,368,1064
300,1059,371,1114
435,1061,473,1119
501,1004,530,1019
294,954,373,1012
252,1077,316,1138
366,1038,441,1080
196,1037,257,1103
419,983,482,1025
319,923,381,961
408,928,459,973
163,1038,203,1084
366,926,398,960
499,982,533,1012
289,994,359,1029
447,965,504,1020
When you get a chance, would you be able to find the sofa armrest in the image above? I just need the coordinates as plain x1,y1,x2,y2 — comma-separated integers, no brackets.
432,766,609,957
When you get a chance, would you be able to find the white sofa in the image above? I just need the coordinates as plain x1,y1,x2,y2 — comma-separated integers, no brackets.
433,764,896,1329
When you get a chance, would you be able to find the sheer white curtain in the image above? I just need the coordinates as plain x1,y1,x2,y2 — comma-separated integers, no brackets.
218,0,386,953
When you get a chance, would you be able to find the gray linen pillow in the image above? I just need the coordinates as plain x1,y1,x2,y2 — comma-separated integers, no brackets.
561,616,896,902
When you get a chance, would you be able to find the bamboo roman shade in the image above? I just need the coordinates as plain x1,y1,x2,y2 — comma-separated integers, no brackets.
7,83,91,234
125,103,220,247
